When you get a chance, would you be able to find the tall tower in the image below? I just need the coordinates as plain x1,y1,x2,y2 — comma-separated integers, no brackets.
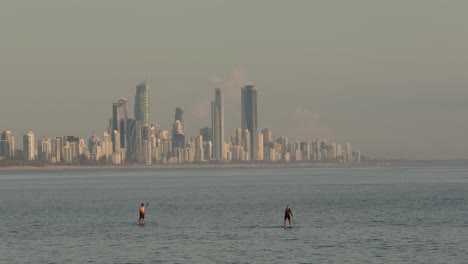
211,88,224,161
23,131,35,161
112,98,128,151
135,80,149,125
241,85,258,160
174,107,184,133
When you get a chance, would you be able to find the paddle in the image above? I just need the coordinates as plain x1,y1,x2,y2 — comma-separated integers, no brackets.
292,214,296,227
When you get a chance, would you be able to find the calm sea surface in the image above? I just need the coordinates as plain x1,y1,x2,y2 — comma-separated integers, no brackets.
1,166,468,263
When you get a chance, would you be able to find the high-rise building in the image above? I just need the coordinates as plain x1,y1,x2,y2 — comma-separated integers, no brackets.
336,144,343,161
243,129,250,161
102,132,113,161
330,143,337,159
0,131,14,157
23,131,35,161
112,98,128,151
135,80,149,125
159,130,169,141
63,141,73,164
277,136,289,161
127,119,143,162
38,137,52,162
300,142,310,161
112,130,123,164
172,107,185,151
174,107,184,133
203,141,212,161
142,124,152,164
235,128,242,146
312,138,320,161
257,132,264,161
51,137,62,164
261,128,272,145
194,135,204,162
78,138,88,158
211,88,224,161
172,121,185,150
345,143,353,163
241,85,258,160
64,136,80,163
88,134,101,161
200,127,212,142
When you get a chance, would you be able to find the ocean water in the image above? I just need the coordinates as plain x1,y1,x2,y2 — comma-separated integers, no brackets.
1,166,468,263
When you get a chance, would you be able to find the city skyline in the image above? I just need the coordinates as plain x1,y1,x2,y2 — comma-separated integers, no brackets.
1,1,468,159
0,80,365,165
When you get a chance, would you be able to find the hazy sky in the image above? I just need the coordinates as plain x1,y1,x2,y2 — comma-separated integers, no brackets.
1,1,467,159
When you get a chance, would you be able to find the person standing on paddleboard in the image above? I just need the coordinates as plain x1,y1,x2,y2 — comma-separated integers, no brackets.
284,205,293,228
139,203,146,225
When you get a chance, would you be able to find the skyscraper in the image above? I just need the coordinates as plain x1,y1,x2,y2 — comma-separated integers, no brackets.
241,85,258,160
142,124,152,164
135,80,149,125
243,129,250,161
345,143,353,163
257,132,264,161
200,127,212,142
112,98,128,150
51,137,62,164
23,131,35,161
88,134,101,161
211,88,224,161
127,119,142,162
38,137,52,162
174,107,184,134
0,131,14,157
235,128,242,146
261,128,272,144
172,107,185,151
172,120,185,150
194,135,204,162
102,132,113,161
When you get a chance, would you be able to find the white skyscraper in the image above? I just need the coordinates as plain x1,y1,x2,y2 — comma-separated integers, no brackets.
211,88,224,161
23,131,35,161
243,129,251,161
51,137,62,164
101,132,113,161
257,132,264,161
38,137,52,162
194,135,204,162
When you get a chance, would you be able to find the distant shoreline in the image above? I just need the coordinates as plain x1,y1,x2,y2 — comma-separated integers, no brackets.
0,162,352,171
1,160,467,171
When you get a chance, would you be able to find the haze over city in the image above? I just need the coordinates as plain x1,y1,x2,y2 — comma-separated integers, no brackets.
1,1,467,160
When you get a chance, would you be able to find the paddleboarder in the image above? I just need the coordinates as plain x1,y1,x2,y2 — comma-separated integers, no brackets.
139,203,146,225
284,205,294,228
